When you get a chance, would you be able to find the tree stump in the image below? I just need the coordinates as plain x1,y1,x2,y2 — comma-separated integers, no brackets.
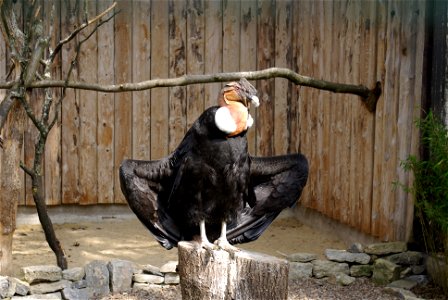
178,241,289,300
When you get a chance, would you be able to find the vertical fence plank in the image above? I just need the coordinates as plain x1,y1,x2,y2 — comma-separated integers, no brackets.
406,0,425,241
347,2,361,229
310,1,322,211
274,0,291,156
395,0,422,241
326,0,338,218
204,1,222,109
61,0,80,205
223,0,240,73
256,0,275,157
289,0,301,155
296,0,311,208
151,1,169,160
114,1,133,204
78,1,98,205
240,0,257,155
379,0,400,241
328,1,343,220
97,0,115,204
358,0,377,234
42,0,62,206
132,0,151,160
371,0,388,238
168,0,187,152
332,2,350,223
186,0,205,128
320,1,333,216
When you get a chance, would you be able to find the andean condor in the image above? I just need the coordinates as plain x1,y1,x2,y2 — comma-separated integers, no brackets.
119,78,308,251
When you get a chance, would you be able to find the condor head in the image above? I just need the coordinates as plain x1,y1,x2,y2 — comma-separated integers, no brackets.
215,78,259,136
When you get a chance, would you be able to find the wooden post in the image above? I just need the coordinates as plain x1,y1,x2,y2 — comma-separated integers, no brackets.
178,241,289,300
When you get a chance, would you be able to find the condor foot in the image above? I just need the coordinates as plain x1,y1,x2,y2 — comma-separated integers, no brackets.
214,237,240,253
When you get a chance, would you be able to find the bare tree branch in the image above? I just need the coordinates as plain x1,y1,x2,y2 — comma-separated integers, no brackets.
0,68,381,112
49,1,117,63
19,161,35,178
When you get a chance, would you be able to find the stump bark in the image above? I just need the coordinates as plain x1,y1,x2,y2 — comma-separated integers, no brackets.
178,241,289,300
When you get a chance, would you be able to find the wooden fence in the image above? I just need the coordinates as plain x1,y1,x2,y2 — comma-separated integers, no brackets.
0,0,426,242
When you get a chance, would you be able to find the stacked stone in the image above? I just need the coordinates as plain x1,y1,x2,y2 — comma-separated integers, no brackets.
0,260,179,300
288,241,428,299
0,242,431,299
132,260,180,294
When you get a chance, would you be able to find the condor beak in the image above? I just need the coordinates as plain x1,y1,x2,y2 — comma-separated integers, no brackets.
249,95,260,108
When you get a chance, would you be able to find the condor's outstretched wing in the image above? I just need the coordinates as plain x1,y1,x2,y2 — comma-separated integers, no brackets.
119,158,182,250
227,153,309,244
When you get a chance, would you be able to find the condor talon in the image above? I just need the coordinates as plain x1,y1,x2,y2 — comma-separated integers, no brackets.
214,221,239,253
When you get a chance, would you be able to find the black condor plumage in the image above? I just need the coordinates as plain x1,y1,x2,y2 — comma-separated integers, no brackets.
119,79,308,250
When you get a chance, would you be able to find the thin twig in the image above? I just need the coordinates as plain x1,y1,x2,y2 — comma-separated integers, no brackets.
18,91,45,134
49,1,116,63
20,161,35,178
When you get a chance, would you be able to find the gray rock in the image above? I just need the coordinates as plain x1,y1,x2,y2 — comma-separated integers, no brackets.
0,276,8,296
387,278,418,290
347,243,364,253
160,261,178,273
22,265,62,284
312,260,349,279
84,260,110,298
289,262,313,280
0,276,14,298
164,273,180,285
372,258,401,285
385,251,424,265
384,287,420,300
364,242,407,255
400,267,412,278
133,273,164,284
287,253,318,263
325,249,371,264
29,280,71,295
71,279,87,289
132,283,176,294
12,292,62,299
108,259,135,293
407,275,429,286
142,264,163,277
350,264,373,277
333,273,356,286
62,267,85,282
411,264,425,275
61,287,92,300
132,283,161,293
10,277,31,296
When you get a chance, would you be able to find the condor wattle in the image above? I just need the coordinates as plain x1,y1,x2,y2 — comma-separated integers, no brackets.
119,78,308,251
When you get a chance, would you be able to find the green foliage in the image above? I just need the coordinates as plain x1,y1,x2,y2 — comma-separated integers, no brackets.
399,111,448,291
403,112,448,233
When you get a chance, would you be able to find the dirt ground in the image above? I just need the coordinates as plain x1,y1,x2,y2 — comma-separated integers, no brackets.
11,216,448,300
12,216,346,277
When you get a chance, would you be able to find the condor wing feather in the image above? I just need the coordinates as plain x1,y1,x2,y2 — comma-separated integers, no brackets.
227,153,308,244
119,158,181,249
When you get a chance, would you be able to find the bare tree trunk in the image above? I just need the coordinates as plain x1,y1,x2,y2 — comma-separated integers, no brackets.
178,241,289,300
0,101,25,275
29,132,68,269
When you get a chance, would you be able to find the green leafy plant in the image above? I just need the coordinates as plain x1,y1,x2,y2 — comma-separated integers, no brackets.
398,111,448,291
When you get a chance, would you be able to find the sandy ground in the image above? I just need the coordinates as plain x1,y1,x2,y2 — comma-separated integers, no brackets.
11,216,346,277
